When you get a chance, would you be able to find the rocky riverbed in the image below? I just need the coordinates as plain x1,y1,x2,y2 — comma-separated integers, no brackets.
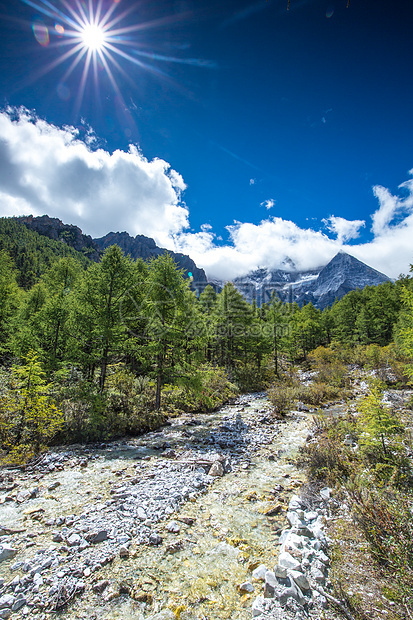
0,394,341,620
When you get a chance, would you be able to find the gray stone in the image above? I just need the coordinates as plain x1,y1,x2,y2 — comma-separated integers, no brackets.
149,533,162,546
311,567,326,584
239,581,254,593
89,530,108,544
137,507,147,520
48,482,61,491
0,545,18,563
0,610,11,619
166,520,180,534
12,598,26,612
288,569,310,591
275,565,288,579
277,578,306,607
119,545,129,558
67,533,81,546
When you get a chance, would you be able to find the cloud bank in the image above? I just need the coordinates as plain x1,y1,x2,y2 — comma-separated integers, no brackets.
0,108,412,281
0,108,188,246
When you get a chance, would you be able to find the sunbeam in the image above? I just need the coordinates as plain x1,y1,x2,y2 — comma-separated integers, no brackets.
18,0,213,117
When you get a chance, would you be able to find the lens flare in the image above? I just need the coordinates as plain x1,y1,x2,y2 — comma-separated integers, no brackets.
32,21,49,46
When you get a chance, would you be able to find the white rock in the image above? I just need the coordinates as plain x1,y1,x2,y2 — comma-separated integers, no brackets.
167,520,180,534
0,545,17,563
288,494,302,511
278,551,302,571
319,487,331,501
252,564,268,581
252,595,266,617
0,595,14,610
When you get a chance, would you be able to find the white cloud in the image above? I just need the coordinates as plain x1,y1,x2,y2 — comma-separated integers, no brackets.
323,215,365,243
176,170,413,280
260,198,275,210
0,108,188,246
176,216,340,280
249,178,256,185
2,107,413,282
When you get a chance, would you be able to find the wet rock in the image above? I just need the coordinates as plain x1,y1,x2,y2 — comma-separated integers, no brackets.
208,462,224,477
252,564,268,581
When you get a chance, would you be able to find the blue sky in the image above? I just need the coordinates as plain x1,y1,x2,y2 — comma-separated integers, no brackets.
0,0,412,279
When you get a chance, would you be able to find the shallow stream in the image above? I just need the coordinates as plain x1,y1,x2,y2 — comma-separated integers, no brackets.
0,394,313,620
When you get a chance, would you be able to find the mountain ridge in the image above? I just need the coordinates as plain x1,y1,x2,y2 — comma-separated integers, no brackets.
230,251,391,309
15,215,391,307
17,215,207,283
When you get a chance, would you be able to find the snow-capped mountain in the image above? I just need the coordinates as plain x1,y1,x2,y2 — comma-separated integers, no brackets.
228,251,391,309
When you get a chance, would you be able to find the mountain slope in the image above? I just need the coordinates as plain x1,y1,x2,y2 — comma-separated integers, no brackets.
17,216,207,282
94,231,207,282
231,251,391,309
0,217,91,288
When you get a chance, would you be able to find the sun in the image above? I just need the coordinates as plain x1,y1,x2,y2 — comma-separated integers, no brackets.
80,24,106,52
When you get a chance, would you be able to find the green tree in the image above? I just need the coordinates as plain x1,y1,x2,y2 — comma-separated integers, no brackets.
358,379,404,457
0,351,63,462
143,254,191,409
0,251,21,356
70,245,137,392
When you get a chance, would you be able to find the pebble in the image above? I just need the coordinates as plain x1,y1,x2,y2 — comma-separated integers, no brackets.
0,393,298,618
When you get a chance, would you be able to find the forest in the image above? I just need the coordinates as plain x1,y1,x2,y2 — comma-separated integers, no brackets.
0,217,413,465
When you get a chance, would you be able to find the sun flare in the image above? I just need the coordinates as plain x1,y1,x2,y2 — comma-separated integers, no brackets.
80,23,106,52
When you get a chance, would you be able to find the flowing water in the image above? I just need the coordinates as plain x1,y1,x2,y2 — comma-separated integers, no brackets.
0,395,312,620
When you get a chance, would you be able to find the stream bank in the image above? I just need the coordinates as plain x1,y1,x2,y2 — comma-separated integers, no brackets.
0,394,340,619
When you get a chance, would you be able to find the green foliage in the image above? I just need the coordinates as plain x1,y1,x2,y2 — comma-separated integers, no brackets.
0,217,89,288
307,345,348,387
0,351,63,464
357,379,404,458
161,365,238,414
0,250,21,355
